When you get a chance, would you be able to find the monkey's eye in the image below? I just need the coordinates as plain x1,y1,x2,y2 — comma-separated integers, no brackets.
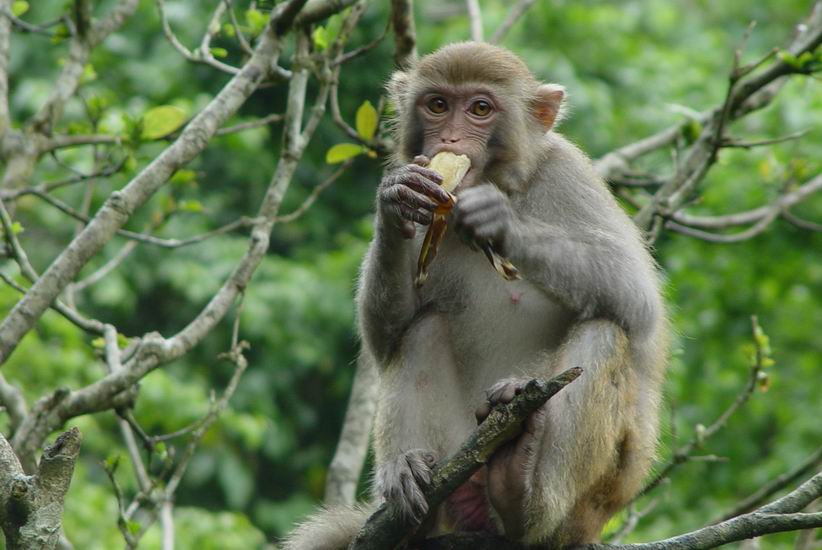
426,97,448,114
470,100,493,117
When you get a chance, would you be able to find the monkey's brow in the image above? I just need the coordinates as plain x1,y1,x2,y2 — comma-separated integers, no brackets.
415,84,500,101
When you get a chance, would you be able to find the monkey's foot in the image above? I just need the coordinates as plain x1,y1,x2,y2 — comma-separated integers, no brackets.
474,376,532,423
376,449,437,523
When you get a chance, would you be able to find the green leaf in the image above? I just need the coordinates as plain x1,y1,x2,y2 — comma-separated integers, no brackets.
325,143,364,164
312,26,329,51
210,47,228,59
11,1,29,17
117,333,129,348
223,23,236,37
141,106,188,140
91,337,105,349
356,101,378,141
104,454,120,472
682,119,702,145
170,169,197,186
778,51,800,69
126,521,141,536
81,63,97,83
10,221,23,235
179,200,204,213
245,9,268,36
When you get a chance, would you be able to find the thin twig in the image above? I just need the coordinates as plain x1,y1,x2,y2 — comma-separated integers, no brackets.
721,129,809,149
216,112,284,135
490,0,537,44
274,160,353,224
223,0,253,55
717,445,822,522
637,316,768,499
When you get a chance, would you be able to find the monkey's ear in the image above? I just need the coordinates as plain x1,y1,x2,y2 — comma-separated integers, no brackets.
387,70,411,117
532,84,566,130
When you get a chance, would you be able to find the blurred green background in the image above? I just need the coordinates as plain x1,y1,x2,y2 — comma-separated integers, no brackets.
2,0,820,548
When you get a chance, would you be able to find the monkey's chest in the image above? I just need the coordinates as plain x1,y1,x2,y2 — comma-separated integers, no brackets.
414,237,571,377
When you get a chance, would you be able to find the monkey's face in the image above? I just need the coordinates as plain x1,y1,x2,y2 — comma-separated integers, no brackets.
414,86,500,188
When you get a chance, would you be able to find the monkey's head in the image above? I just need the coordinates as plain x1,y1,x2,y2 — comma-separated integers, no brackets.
388,42,566,190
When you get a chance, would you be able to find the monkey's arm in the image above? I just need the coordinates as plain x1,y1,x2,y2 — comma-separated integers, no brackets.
358,161,448,364
507,216,662,335
356,213,419,364
454,183,662,336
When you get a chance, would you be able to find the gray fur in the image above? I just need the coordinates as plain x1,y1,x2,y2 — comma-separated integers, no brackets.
289,42,667,548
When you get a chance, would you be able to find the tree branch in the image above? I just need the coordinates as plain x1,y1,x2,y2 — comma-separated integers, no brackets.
7,32,337,460
465,0,483,42
349,368,583,550
0,9,285,365
633,2,822,231
390,0,417,69
717,445,822,522
490,0,537,44
0,0,11,141
0,428,82,550
324,351,379,505
425,473,822,550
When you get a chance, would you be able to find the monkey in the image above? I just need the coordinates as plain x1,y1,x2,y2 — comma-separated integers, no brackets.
283,42,668,549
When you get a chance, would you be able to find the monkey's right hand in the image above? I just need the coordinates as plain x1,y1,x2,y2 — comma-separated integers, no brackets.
378,156,451,239
375,449,437,523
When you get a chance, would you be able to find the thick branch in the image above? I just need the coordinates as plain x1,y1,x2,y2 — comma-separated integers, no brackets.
0,428,82,550
324,351,379,505
390,0,417,69
9,35,334,461
0,0,11,140
349,368,582,550
0,13,284,365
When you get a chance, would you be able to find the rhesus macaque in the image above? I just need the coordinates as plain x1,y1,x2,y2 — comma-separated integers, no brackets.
284,42,667,549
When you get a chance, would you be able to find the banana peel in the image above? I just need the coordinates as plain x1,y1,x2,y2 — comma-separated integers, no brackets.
414,152,520,286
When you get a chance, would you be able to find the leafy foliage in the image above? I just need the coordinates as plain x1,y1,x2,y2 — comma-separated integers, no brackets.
2,0,820,548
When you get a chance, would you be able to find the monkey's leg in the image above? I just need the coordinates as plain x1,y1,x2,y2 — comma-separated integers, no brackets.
482,319,660,545
373,314,474,525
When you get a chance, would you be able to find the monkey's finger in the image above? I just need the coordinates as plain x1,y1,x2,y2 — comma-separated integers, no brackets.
475,401,491,424
398,205,433,226
399,473,428,522
412,155,431,167
384,182,441,212
401,171,450,203
405,169,450,202
406,452,433,487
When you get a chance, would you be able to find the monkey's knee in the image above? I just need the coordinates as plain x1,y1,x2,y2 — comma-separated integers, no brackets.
561,319,629,364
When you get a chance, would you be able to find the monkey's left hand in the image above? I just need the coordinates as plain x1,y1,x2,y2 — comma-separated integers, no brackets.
453,184,515,254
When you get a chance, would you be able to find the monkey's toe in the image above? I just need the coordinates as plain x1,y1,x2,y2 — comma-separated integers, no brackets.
378,449,436,523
